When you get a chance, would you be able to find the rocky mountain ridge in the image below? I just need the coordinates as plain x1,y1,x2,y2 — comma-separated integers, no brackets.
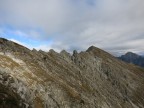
118,52,144,67
0,38,144,108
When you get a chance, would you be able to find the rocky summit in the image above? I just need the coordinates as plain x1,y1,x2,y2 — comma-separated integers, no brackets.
0,38,144,108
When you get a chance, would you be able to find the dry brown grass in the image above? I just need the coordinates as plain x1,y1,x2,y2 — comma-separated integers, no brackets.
34,97,44,108
0,55,20,69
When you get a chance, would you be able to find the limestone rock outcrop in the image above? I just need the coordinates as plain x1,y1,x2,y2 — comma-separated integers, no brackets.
0,38,144,108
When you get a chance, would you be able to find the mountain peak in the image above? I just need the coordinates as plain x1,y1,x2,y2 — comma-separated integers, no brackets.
86,46,97,51
118,52,144,67
123,52,140,59
125,52,138,56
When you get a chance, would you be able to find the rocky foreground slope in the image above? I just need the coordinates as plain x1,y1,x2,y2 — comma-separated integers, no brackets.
0,38,144,108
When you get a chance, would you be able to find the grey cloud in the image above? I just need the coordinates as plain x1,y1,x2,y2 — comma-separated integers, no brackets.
0,0,144,55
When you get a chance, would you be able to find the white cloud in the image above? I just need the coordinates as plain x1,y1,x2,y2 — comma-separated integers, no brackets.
13,30,42,39
0,0,144,55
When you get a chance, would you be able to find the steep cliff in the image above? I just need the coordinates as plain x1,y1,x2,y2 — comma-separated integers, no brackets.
0,38,144,108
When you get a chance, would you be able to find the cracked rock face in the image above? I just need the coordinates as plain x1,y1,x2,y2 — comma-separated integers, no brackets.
0,71,32,108
0,38,144,108
0,82,20,108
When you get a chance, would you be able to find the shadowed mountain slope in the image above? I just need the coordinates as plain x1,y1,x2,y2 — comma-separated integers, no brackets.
0,38,144,108
118,52,144,67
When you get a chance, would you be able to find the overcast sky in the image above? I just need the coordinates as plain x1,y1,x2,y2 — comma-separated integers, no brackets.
0,0,144,56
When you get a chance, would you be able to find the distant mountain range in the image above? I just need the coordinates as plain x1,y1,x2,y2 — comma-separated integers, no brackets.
118,52,144,67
